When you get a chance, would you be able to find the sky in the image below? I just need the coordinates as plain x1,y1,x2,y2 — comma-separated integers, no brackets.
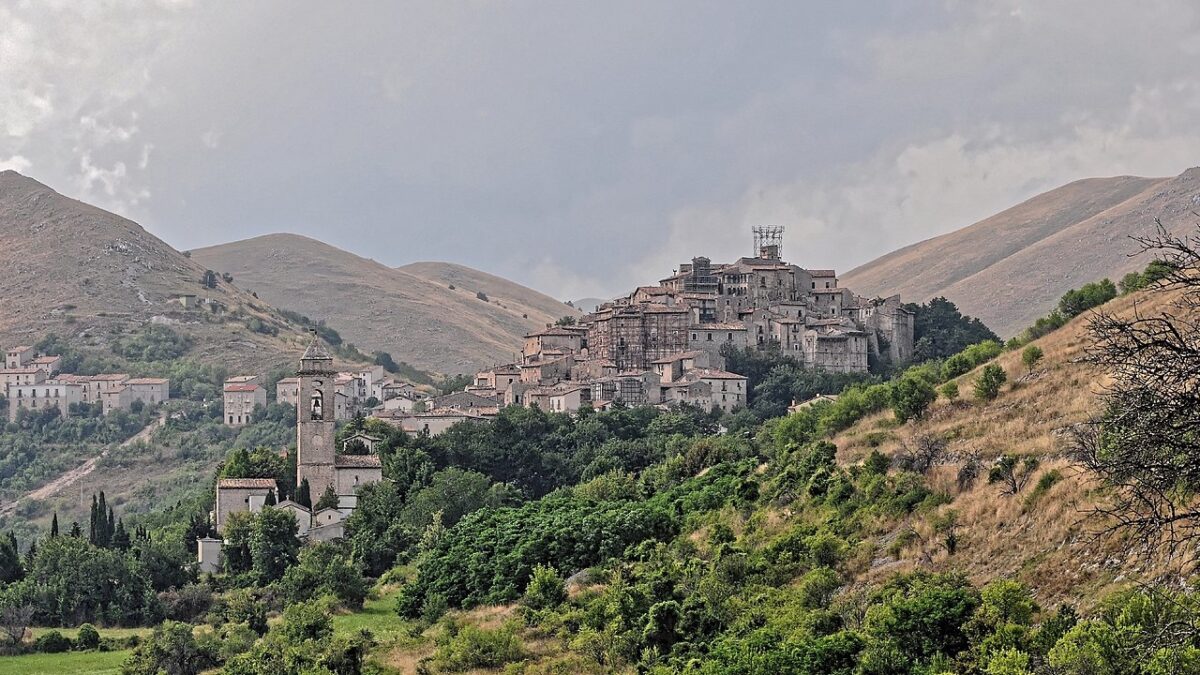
4,1,1200,300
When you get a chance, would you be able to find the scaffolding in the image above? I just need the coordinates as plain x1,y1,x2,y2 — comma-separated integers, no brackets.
752,225,785,260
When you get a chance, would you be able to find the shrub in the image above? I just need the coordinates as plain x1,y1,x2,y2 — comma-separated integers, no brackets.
476,291,489,302
76,623,100,650
939,381,959,402
1021,345,1044,372
434,622,526,670
890,374,936,423
974,364,1007,401
523,565,568,611
34,630,71,653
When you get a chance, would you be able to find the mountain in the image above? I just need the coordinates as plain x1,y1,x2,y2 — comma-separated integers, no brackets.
842,168,1200,337
570,297,607,313
192,235,581,374
0,171,323,372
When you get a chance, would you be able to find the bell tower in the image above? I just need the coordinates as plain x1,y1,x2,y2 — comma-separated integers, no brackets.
296,331,336,499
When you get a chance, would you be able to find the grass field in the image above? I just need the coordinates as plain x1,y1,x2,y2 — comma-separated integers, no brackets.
28,626,149,641
0,649,129,674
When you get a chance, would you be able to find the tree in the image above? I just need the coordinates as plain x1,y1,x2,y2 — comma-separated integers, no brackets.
988,454,1040,495
0,602,32,645
890,373,936,423
50,512,58,538
123,620,213,675
1058,279,1118,318
295,479,312,509
201,269,218,289
0,532,22,583
555,315,577,326
939,381,959,402
279,542,369,609
1021,345,1044,372
314,484,340,511
904,297,1000,363
248,507,299,583
974,364,1007,401
1071,220,1200,552
76,623,100,650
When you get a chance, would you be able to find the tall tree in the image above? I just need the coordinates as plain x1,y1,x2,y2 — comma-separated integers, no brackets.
904,297,1000,363
50,512,58,538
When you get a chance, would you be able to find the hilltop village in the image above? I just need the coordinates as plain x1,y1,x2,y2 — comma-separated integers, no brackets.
197,231,917,567
454,231,914,419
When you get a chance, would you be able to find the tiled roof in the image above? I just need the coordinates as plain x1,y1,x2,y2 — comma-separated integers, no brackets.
126,378,169,385
224,383,261,392
217,478,277,489
334,454,383,468
808,269,837,277
687,368,747,380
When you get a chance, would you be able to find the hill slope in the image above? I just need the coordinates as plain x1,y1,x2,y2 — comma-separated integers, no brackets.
192,235,580,374
0,171,322,372
843,168,1200,337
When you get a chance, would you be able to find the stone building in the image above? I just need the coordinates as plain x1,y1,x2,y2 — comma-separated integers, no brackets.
7,379,83,421
214,478,277,531
276,377,300,407
5,346,35,370
224,378,267,426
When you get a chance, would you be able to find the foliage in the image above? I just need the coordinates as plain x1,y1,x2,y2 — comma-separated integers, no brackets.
1058,278,1118,318
111,325,192,362
905,297,1000,363
121,620,214,675
939,381,959,402
431,620,526,671
890,372,937,423
942,340,1003,380
974,364,1007,401
523,564,567,610
279,542,369,609
1021,345,1044,371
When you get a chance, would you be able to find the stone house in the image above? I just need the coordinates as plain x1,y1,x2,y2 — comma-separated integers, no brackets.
214,478,277,531
224,380,267,426
30,355,62,375
5,346,35,370
7,380,84,421
681,368,748,412
276,377,301,407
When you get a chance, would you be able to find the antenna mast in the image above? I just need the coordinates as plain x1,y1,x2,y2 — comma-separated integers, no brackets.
752,225,785,260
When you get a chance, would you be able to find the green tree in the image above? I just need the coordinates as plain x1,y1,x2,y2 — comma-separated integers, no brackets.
248,507,299,583
295,479,312,509
905,297,1001,363
974,364,1007,401
122,620,213,675
1058,279,1118,318
280,542,369,609
940,381,959,402
890,373,937,423
314,484,340,511
1021,345,1044,372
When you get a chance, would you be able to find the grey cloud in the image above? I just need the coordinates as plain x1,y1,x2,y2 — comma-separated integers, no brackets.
3,1,1199,301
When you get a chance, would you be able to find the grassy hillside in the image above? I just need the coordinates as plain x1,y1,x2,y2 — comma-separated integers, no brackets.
193,235,580,375
842,169,1200,337
0,171,339,374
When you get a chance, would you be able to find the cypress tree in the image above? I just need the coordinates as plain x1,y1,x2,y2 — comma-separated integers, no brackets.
88,494,99,545
297,478,312,509
112,519,130,551
106,505,115,547
50,512,58,538
265,489,277,506
23,538,36,567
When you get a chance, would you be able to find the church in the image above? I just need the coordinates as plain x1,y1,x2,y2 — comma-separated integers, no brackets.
198,332,383,573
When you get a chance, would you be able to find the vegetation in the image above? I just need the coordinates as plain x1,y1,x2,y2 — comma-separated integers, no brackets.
904,297,1000,362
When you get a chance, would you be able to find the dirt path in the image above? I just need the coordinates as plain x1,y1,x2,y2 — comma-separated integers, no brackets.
0,414,165,516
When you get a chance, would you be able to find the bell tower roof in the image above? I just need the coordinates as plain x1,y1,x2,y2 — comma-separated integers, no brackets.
299,331,335,374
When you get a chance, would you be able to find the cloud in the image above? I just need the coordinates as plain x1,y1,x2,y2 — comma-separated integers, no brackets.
0,156,32,173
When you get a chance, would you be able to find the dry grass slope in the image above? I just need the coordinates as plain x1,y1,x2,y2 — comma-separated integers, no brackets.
843,168,1200,337
193,234,580,374
0,171,332,373
832,286,1192,608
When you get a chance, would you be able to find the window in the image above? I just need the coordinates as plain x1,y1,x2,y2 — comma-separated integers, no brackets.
706,333,713,341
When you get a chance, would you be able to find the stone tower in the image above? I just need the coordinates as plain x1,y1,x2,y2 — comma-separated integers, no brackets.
296,331,336,500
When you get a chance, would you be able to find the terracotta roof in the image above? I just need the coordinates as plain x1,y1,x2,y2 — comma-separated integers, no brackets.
1,368,42,375
224,383,262,393
217,478,277,489
91,374,130,381
808,269,837,277
335,454,383,468
32,356,60,363
276,377,299,384
126,378,168,385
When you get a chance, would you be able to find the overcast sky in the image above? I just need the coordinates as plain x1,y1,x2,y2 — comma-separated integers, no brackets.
4,1,1200,300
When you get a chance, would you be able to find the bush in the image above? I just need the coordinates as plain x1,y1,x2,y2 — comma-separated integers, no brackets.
939,381,959,402
476,291,489,302
76,623,100,650
1021,345,1044,371
523,564,567,610
435,622,526,670
34,630,71,653
890,373,936,423
974,364,1007,401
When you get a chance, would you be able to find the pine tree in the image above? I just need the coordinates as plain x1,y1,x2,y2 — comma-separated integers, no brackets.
69,522,82,538
297,479,312,509
50,512,58,538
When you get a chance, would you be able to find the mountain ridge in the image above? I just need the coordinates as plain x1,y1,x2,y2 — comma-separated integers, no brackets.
192,234,580,374
842,170,1200,336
